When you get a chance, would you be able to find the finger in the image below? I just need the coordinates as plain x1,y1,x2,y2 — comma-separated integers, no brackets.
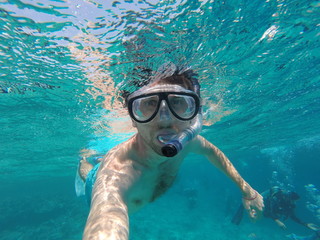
258,203,264,211
250,209,257,219
242,199,249,208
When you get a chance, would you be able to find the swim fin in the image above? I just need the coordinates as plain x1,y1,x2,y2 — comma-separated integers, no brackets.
231,204,244,225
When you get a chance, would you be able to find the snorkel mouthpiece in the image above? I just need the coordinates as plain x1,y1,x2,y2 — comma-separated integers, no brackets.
161,141,182,157
161,114,202,157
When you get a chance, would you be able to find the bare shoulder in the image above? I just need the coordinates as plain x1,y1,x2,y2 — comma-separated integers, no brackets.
99,140,136,173
95,139,139,185
189,135,219,155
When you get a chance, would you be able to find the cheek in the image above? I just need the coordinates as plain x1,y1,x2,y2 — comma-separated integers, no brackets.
132,120,137,128
136,124,152,138
177,120,191,128
174,119,195,132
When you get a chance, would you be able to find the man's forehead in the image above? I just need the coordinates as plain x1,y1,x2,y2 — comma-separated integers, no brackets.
142,84,187,92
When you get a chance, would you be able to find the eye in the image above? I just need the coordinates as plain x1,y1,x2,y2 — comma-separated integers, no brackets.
142,99,157,107
170,96,187,107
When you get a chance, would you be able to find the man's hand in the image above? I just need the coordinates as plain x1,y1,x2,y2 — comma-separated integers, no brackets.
242,190,264,220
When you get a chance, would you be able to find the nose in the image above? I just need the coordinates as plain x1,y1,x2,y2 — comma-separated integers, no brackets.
158,100,173,122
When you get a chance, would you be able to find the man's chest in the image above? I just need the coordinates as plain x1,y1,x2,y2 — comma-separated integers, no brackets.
125,168,178,212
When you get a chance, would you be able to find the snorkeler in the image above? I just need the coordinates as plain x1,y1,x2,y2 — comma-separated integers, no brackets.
263,186,318,230
79,66,264,240
232,186,319,231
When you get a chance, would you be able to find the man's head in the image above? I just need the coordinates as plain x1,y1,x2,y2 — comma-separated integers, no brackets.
126,67,202,156
126,67,201,122
125,67,200,103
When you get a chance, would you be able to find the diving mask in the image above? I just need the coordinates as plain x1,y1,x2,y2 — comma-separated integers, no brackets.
127,85,200,123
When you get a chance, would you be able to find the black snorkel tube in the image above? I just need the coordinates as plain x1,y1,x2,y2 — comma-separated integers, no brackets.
161,76,202,157
161,113,202,157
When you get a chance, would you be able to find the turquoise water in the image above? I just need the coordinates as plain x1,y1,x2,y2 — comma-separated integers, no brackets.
1,0,320,239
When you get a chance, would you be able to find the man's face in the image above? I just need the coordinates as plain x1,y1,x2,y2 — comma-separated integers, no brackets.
128,84,199,156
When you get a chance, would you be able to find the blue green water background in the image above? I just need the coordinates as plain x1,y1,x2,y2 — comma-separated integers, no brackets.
1,0,320,239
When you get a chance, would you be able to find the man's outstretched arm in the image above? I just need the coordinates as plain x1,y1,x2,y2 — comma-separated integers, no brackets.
83,168,131,240
192,136,264,219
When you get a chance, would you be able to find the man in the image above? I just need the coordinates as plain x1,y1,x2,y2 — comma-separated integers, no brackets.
79,67,264,240
232,186,319,230
263,186,317,230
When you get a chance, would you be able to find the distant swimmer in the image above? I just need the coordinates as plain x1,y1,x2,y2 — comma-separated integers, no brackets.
232,186,319,231
78,64,264,240
263,186,318,230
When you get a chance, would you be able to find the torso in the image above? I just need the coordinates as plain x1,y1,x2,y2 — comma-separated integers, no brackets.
96,135,190,214
124,150,187,213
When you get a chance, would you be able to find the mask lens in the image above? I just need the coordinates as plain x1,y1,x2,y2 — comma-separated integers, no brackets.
132,95,159,122
168,94,196,119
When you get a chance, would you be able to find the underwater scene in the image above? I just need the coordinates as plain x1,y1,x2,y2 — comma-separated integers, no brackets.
1,0,320,239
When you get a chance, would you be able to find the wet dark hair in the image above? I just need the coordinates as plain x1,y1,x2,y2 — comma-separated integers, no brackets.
150,68,200,96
